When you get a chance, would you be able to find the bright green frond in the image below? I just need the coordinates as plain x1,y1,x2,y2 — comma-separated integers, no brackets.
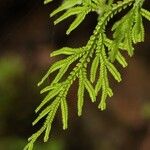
50,47,76,56
43,98,60,142
141,8,150,21
24,0,150,149
78,77,85,116
54,7,83,25
116,51,128,68
66,11,87,34
35,88,62,113
84,78,96,102
50,0,82,17
61,98,68,130
106,61,122,82
90,56,99,83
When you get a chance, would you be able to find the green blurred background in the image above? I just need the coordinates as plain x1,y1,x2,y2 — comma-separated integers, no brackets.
0,0,150,150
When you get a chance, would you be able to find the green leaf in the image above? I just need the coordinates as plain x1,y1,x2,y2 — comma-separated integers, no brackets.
90,56,99,83
51,65,69,84
84,79,96,102
32,105,52,126
116,51,128,68
78,78,85,116
132,11,144,43
95,76,102,95
44,124,51,142
24,143,33,150
35,88,62,113
61,98,68,130
124,31,134,56
66,11,87,34
44,99,60,142
50,47,76,56
98,91,107,110
109,42,119,62
141,8,150,21
106,61,121,82
54,7,83,25
27,126,45,142
95,56,105,95
25,126,46,150
107,87,113,97
50,0,82,17
40,83,61,94
38,59,67,86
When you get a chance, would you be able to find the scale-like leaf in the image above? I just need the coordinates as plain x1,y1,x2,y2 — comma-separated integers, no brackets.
50,0,82,17
66,11,87,34
95,77,102,95
125,31,134,56
44,99,60,142
61,98,68,130
51,65,69,84
106,62,121,82
109,42,119,62
98,92,107,110
40,83,61,94
78,78,85,116
141,8,150,21
38,59,67,86
32,105,52,126
54,7,83,25
51,47,76,56
132,11,144,43
84,79,96,102
107,87,113,97
90,56,99,83
116,51,128,68
35,88,62,113
44,124,51,142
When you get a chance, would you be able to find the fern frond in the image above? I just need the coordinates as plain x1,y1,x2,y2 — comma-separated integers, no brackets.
24,126,45,150
90,56,99,83
78,72,85,116
40,83,61,94
54,7,84,25
84,77,96,102
50,0,108,34
116,51,128,68
35,87,62,113
132,8,145,43
66,12,87,35
106,61,121,82
50,0,82,17
32,104,51,126
141,8,150,21
24,0,150,149
61,98,68,130
50,47,77,56
43,98,60,142
38,53,81,86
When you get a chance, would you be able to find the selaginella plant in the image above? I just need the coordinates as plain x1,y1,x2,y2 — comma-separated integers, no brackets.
24,0,150,149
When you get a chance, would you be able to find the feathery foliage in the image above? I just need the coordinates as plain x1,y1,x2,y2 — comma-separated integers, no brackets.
24,0,150,149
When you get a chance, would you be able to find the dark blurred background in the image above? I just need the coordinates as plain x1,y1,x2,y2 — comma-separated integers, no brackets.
0,0,150,150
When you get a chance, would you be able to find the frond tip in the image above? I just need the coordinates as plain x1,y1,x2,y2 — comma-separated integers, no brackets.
24,0,150,149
